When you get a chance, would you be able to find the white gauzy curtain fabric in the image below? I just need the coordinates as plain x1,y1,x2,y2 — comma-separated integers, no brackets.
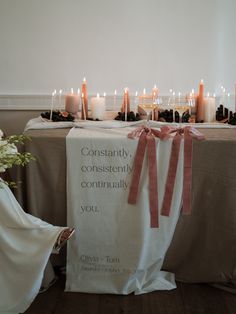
0,182,65,314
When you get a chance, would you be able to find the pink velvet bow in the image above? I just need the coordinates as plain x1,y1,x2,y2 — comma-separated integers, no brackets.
127,125,205,228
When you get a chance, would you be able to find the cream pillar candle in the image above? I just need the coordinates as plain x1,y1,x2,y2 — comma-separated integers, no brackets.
65,88,80,116
203,95,216,122
90,93,106,120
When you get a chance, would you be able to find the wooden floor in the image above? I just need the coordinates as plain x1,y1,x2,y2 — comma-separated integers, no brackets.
25,273,236,314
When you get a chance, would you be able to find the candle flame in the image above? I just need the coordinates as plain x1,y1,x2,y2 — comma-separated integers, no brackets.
169,89,173,93
191,89,195,94
200,79,204,84
228,93,230,97
77,88,80,94
114,90,117,95
83,77,86,83
135,91,138,96
54,89,57,94
103,92,106,97
71,88,74,94
143,88,146,95
207,92,210,97
59,89,62,95
153,84,157,89
81,92,84,98
97,93,100,98
173,91,175,96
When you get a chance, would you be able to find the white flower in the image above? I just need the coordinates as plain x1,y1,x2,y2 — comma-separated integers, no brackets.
0,132,34,186
0,140,18,155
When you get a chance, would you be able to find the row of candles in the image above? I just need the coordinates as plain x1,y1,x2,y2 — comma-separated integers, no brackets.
49,78,236,122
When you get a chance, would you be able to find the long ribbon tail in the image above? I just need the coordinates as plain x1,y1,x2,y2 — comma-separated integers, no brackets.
182,129,193,214
128,132,147,204
161,134,182,216
147,135,158,228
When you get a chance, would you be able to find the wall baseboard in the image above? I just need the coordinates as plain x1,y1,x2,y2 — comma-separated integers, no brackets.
0,94,125,111
0,95,52,110
0,94,226,112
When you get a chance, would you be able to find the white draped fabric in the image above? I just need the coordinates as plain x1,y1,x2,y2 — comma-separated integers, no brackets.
0,182,65,314
66,127,184,294
24,117,235,132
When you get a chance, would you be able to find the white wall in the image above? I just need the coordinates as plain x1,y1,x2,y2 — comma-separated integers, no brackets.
0,0,235,96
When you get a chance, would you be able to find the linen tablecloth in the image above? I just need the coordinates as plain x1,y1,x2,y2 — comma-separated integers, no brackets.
21,126,236,284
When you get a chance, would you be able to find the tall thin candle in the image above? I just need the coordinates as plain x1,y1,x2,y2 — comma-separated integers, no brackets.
235,83,236,112
59,89,62,110
125,88,128,122
114,90,117,111
196,79,204,122
81,77,88,119
81,93,86,120
50,91,55,121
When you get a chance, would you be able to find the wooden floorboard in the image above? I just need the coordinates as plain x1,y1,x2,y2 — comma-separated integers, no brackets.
221,290,236,314
24,274,236,314
179,282,229,314
141,282,185,314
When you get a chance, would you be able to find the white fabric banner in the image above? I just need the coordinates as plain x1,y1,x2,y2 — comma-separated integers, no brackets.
66,127,184,294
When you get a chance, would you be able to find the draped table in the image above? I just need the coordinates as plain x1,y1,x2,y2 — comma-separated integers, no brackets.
21,123,236,288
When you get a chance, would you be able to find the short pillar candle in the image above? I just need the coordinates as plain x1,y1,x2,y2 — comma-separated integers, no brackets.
90,94,106,120
65,88,80,116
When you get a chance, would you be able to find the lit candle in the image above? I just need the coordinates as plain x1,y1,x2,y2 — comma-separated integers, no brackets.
172,91,176,105
178,92,181,104
168,89,173,105
90,93,106,120
50,91,55,121
235,83,236,112
189,88,196,117
134,91,138,113
203,92,216,122
152,84,158,100
143,88,146,105
59,89,62,110
81,93,86,120
81,77,88,119
124,88,128,122
65,88,80,116
113,89,117,111
196,79,204,122
227,93,230,107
